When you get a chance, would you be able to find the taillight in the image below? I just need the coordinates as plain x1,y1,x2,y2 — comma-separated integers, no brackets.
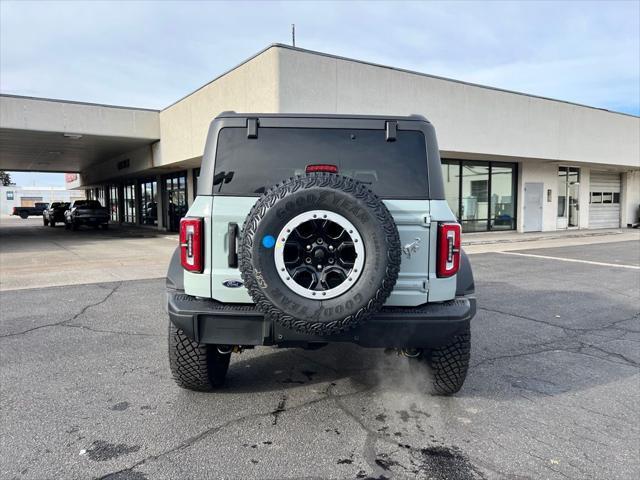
306,164,338,174
437,222,461,278
180,217,204,273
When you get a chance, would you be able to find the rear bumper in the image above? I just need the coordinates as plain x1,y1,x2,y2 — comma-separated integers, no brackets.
166,290,475,349
71,215,109,224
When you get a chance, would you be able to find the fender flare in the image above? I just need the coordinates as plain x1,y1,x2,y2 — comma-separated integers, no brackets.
455,249,475,296
166,247,184,291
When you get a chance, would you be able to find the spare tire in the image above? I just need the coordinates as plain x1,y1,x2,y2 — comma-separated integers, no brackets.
239,172,401,336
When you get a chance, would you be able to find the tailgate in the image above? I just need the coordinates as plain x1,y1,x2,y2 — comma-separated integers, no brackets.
383,200,430,306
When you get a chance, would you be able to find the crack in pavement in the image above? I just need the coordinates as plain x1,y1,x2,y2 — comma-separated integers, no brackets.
478,307,639,336
473,308,640,369
0,282,122,339
472,346,566,369
96,384,373,480
575,342,639,367
473,341,638,370
60,323,163,338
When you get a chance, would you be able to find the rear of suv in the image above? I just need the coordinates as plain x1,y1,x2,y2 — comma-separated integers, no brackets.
64,200,109,230
166,113,476,395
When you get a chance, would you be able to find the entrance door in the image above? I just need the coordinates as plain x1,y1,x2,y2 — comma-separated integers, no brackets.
164,172,188,232
557,167,580,229
523,183,543,232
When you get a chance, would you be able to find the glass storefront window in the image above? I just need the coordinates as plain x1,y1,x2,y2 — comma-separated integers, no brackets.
461,162,489,232
97,187,106,207
490,165,516,230
193,168,201,197
108,185,119,222
164,172,188,232
441,159,517,232
140,180,158,226
557,168,567,218
442,160,460,218
123,183,137,223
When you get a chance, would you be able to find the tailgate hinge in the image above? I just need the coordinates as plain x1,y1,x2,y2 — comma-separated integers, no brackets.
423,214,431,226
247,118,258,139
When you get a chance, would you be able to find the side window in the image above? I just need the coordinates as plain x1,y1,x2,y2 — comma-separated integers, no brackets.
590,192,602,204
602,192,613,204
613,193,620,203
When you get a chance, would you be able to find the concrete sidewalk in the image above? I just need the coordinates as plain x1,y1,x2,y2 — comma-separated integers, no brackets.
463,227,640,254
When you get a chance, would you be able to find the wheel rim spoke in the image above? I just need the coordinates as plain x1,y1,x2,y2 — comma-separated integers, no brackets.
282,218,356,292
274,210,365,300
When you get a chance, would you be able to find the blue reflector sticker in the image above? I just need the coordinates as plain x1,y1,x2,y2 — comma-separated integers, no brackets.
262,235,276,249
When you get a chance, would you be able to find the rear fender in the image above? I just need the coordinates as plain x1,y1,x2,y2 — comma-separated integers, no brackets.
166,247,184,291
455,249,475,296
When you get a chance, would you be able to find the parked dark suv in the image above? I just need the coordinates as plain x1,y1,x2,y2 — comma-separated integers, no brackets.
64,200,109,230
166,113,476,395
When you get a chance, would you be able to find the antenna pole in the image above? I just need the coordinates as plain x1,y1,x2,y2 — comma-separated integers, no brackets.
292,24,296,47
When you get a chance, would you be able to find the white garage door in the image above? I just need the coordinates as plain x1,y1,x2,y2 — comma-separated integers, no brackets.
589,171,621,229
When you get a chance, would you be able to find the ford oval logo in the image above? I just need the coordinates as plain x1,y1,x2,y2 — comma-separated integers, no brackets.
222,279,244,288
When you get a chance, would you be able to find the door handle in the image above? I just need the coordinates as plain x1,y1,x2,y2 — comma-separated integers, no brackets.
228,223,238,268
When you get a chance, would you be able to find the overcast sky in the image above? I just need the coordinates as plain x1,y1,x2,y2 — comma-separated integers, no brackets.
1,0,639,186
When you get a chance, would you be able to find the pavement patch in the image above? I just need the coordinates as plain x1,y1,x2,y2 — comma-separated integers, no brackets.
84,440,141,461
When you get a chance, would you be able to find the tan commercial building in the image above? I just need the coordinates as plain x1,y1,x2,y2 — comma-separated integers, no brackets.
1,44,638,232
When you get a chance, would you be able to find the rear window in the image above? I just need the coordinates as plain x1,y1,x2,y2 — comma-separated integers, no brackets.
75,200,101,208
213,127,428,198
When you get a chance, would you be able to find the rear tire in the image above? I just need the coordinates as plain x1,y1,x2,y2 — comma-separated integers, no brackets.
428,327,471,395
168,322,231,391
20,212,28,219
101,224,109,230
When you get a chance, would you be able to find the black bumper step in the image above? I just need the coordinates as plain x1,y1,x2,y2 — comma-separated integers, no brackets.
167,290,475,349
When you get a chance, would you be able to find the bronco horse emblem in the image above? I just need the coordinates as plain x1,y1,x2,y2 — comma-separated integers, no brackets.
402,237,421,259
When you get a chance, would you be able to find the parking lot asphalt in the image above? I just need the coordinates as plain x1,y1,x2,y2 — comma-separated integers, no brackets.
1,241,639,480
0,216,176,291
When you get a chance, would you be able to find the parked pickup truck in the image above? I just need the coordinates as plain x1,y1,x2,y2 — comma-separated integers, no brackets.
12,203,49,219
64,200,109,230
43,202,70,227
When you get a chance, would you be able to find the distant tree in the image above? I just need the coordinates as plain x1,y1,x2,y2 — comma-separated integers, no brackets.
0,171,12,186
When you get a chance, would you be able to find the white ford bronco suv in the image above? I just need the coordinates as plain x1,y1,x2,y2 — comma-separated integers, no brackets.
166,112,476,395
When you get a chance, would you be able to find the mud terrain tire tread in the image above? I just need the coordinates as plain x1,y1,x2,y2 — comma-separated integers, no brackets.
429,327,471,395
168,322,230,391
240,173,401,336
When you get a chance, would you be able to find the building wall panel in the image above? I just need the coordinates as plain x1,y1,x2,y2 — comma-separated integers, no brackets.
276,47,639,168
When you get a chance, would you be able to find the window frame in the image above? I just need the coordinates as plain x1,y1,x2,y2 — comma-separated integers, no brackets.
441,159,518,232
